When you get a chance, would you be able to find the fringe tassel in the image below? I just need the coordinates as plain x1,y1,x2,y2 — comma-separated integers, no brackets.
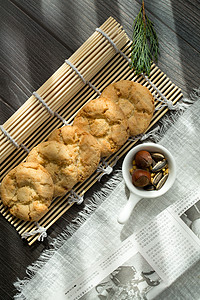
142,90,200,144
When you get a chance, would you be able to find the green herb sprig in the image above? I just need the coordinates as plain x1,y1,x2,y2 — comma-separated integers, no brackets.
130,0,159,76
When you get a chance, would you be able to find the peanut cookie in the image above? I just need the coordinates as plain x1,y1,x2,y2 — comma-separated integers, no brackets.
100,80,155,136
48,125,101,181
26,141,79,197
73,97,129,157
0,162,54,221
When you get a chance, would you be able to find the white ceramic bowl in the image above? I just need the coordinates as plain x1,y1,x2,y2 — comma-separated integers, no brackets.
117,142,176,224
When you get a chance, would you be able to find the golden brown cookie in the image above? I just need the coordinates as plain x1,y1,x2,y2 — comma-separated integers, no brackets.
100,80,155,136
73,97,129,157
0,162,54,221
26,141,80,197
48,125,101,181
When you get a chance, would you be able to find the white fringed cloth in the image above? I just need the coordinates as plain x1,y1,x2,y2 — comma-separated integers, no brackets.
14,91,200,300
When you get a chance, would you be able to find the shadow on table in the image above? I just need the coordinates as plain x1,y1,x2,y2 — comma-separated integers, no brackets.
146,0,200,97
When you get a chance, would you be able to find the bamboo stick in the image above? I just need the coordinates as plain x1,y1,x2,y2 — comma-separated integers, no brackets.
0,17,183,245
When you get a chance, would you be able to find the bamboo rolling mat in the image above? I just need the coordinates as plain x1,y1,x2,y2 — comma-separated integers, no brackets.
0,17,183,245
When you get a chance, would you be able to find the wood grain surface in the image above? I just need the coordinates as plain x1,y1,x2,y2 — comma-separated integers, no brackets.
0,0,200,299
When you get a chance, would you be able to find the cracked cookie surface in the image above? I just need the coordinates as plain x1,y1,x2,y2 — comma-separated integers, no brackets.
73,97,129,157
26,141,80,197
0,162,54,221
48,125,101,181
100,80,155,136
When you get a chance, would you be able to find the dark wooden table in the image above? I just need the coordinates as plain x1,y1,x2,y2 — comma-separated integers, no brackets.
0,1,200,299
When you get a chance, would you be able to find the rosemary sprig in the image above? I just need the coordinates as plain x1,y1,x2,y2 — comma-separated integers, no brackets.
130,1,159,76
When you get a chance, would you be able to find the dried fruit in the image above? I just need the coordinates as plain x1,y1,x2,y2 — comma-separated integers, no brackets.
144,185,155,191
156,174,168,190
135,150,152,168
130,149,169,191
152,160,167,172
151,152,165,162
132,169,151,187
152,171,163,186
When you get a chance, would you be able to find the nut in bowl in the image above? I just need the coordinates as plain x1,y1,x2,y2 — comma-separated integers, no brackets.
117,142,176,224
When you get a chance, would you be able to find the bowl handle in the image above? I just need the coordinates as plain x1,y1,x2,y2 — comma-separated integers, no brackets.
117,193,142,224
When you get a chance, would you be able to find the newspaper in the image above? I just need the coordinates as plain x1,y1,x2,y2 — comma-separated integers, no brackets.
60,192,200,300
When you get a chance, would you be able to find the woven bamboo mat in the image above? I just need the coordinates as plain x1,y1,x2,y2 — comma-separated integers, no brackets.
0,17,183,245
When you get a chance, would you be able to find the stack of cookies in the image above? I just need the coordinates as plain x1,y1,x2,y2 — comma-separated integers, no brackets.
0,80,154,221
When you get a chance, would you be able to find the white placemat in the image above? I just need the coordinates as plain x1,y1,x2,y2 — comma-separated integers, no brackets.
14,89,200,300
